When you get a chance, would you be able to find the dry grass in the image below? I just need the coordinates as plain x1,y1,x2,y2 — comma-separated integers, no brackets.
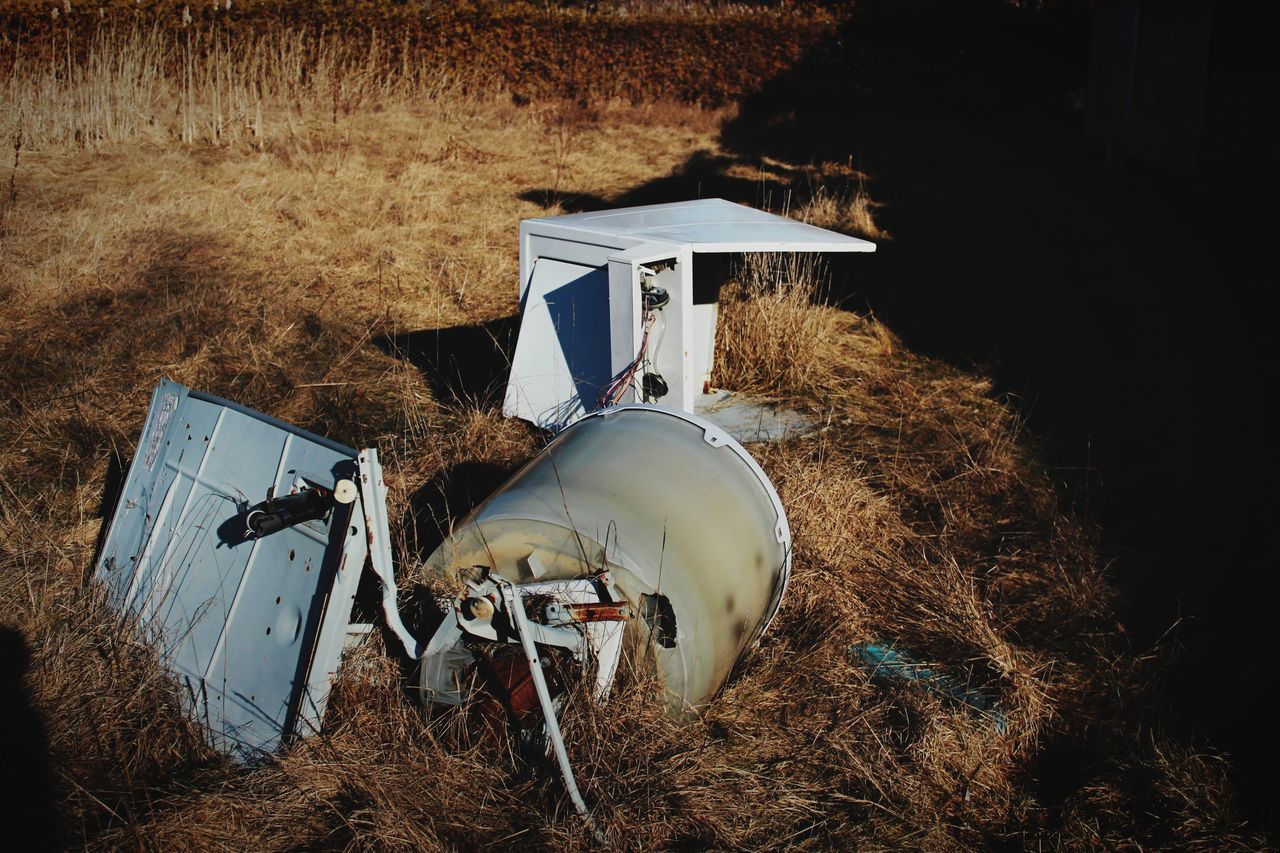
0,17,1265,852
800,183,892,241
714,251,853,396
2,23,470,150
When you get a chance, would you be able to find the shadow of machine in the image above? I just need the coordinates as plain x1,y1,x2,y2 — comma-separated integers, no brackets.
378,316,521,408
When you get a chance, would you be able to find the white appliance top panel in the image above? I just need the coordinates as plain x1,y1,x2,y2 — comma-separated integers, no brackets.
525,198,876,253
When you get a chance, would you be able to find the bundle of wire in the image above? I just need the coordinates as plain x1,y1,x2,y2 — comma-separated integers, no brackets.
596,310,659,408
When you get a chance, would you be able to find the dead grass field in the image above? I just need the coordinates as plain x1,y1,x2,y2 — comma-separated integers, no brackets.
0,13,1266,851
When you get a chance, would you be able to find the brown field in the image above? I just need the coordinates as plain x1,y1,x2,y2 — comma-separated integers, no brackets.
0,5,1263,850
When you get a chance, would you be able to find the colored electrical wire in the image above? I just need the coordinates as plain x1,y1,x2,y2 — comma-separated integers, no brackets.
596,310,656,408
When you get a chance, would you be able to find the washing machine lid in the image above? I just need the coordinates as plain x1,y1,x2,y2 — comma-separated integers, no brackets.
95,380,368,760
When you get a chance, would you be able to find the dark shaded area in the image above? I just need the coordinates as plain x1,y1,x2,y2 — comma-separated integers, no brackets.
215,508,254,548
87,447,127,583
526,0,1278,828
1089,0,1279,203
1025,737,1100,833
517,149,774,213
640,593,678,649
545,265,613,410
401,460,522,563
0,627,59,852
377,316,518,407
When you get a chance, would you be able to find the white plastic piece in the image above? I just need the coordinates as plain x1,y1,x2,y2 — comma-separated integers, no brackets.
514,573,628,700
494,575,603,841
333,478,358,505
357,448,425,660
525,551,552,579
417,573,626,710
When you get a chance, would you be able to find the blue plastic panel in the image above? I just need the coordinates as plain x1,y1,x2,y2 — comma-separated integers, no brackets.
96,380,363,761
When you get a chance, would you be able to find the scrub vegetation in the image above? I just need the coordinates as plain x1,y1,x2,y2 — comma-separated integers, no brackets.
0,2,1264,849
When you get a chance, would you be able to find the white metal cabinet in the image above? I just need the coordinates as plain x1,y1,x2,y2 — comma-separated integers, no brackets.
505,199,875,431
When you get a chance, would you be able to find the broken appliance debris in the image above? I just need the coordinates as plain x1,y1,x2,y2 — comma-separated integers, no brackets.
94,383,791,830
419,404,791,718
95,380,372,760
93,199,874,828
505,198,875,437
850,643,1008,733
95,386,789,737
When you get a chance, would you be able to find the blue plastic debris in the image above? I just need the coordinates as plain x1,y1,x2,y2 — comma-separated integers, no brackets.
850,642,1009,734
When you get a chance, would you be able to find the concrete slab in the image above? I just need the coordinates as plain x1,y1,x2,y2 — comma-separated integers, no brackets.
693,390,820,444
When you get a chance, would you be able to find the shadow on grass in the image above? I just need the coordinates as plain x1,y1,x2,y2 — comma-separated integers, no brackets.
513,0,1277,828
376,316,519,409
0,627,59,852
400,460,522,567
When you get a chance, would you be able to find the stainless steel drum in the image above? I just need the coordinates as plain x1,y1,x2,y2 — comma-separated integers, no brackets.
421,404,792,715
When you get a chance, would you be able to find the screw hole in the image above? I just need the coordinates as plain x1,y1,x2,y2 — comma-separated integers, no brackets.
265,627,271,635
288,549,295,561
